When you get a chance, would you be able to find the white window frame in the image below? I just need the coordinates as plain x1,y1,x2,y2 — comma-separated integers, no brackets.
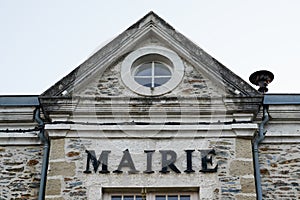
108,194,144,200
121,46,184,96
133,61,172,89
103,190,198,200
148,192,198,200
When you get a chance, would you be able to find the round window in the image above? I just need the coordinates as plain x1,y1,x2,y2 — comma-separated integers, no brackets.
134,61,171,88
133,60,172,88
121,46,184,96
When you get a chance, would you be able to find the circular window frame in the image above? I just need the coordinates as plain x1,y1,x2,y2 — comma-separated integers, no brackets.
133,59,172,88
121,46,184,96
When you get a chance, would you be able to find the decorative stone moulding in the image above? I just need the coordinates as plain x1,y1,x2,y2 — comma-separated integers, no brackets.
121,46,184,96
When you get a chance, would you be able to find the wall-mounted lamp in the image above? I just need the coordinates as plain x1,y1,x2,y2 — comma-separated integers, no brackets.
249,70,274,93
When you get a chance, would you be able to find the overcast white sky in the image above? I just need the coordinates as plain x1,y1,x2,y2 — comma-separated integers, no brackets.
1,0,299,94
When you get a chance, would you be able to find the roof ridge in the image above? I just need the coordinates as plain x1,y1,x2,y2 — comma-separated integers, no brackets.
127,11,175,31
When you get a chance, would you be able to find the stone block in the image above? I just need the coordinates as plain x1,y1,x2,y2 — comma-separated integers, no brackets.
46,197,64,200
229,160,254,176
46,179,61,196
48,161,76,177
236,138,253,159
241,178,255,193
50,139,65,160
235,195,256,200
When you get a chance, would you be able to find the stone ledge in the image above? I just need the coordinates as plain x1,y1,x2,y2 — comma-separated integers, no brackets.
0,133,41,145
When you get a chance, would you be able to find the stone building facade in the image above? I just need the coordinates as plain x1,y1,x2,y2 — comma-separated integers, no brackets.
0,12,299,200
257,95,300,199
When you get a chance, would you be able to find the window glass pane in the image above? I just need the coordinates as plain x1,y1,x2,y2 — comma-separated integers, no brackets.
136,63,152,76
156,196,166,200
124,196,134,200
111,193,192,200
154,63,171,76
112,196,122,200
134,77,152,87
135,196,143,200
154,77,170,87
167,195,178,200
180,195,190,200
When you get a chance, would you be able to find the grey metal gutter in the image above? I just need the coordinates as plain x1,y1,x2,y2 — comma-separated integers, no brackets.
264,94,300,105
253,94,300,199
0,96,50,199
34,107,50,200
253,105,269,200
0,95,39,106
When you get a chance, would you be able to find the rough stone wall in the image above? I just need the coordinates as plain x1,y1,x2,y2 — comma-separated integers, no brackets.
79,61,132,97
78,54,225,98
0,145,42,199
171,60,225,98
212,138,256,200
46,138,87,199
45,137,255,200
259,143,300,199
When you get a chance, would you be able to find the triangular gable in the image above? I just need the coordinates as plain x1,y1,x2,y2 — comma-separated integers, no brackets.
42,11,259,97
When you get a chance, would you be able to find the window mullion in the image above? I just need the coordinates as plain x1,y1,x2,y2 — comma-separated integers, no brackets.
151,62,155,88
147,193,153,200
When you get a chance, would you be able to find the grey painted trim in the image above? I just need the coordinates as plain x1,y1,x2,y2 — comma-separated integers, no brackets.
264,94,300,104
0,96,39,106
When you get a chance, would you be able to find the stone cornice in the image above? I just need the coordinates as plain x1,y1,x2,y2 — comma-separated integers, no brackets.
0,132,40,145
45,123,257,139
40,96,262,117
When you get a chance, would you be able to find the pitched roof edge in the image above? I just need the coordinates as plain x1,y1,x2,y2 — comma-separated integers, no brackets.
42,12,163,96
127,11,175,31
42,11,259,97
165,28,260,96
212,57,260,96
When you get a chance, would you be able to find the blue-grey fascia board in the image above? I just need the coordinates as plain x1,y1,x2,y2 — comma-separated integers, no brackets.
0,96,40,106
264,94,300,105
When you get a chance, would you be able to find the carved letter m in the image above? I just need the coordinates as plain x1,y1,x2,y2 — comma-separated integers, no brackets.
84,150,111,174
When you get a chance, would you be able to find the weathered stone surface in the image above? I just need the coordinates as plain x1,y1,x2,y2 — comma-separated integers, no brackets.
27,159,39,166
66,151,80,157
46,197,64,200
46,179,61,195
241,178,255,193
236,138,253,159
47,137,255,199
50,139,65,160
259,144,300,199
235,195,256,200
0,145,42,199
48,161,76,177
78,54,224,98
229,160,254,176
